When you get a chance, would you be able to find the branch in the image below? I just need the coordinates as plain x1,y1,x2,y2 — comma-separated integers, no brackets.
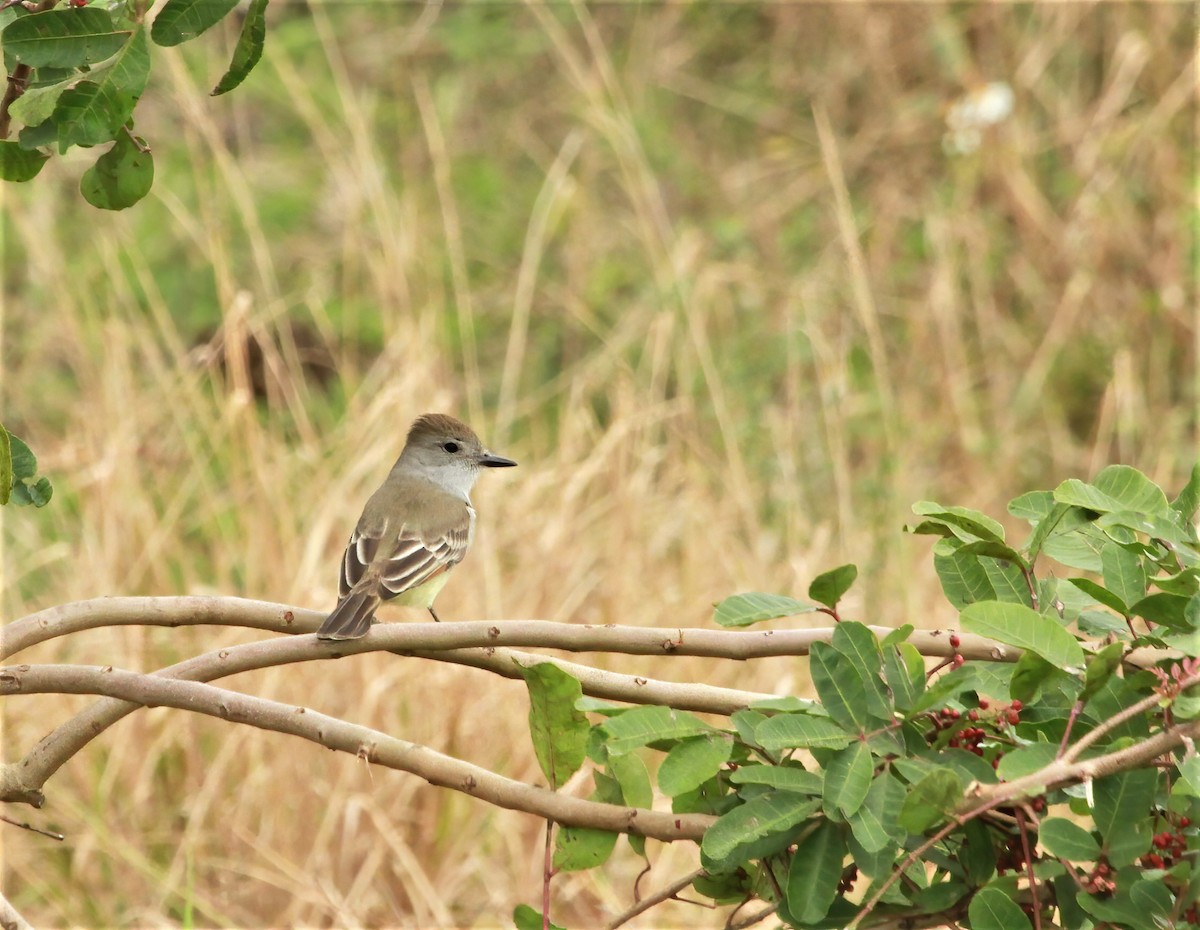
0,891,34,930
605,867,705,930
967,717,1200,807
0,663,713,842
3,595,1015,661
0,620,775,806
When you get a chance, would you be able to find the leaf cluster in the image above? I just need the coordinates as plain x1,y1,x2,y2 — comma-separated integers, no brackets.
0,0,267,208
519,464,1200,929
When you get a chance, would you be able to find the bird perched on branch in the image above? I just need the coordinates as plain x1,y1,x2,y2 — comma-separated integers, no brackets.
317,413,517,641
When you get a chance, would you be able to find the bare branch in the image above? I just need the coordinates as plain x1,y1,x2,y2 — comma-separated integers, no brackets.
605,867,705,930
0,663,713,841
0,618,775,806
0,891,34,930
4,595,1015,662
967,718,1200,806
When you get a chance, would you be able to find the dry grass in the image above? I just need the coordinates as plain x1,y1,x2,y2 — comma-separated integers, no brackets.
1,2,1196,927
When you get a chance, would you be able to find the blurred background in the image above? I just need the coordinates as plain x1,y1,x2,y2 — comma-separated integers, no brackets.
2,2,1196,926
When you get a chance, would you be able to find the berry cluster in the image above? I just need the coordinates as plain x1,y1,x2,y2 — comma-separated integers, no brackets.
995,833,1028,875
1082,860,1115,896
927,697,1023,767
1140,819,1191,869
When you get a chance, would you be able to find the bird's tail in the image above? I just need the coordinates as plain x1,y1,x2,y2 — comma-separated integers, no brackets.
317,590,381,640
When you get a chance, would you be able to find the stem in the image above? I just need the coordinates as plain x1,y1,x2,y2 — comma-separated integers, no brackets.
1015,806,1042,930
605,868,704,930
851,799,1002,926
543,819,554,930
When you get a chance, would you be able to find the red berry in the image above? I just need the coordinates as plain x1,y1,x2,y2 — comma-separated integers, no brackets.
949,633,961,649
978,698,990,710
1007,709,1020,725
952,654,965,668
1010,699,1023,711
968,709,979,721
1181,817,1192,827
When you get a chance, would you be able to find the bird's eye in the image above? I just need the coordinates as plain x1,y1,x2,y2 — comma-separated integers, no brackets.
442,441,460,454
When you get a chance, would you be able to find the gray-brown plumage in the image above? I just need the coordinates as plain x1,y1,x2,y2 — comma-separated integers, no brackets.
317,414,516,640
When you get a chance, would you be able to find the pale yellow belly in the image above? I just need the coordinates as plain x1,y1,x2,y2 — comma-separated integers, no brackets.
390,570,452,609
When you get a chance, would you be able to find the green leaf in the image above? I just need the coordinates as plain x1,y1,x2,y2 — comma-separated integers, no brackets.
607,751,652,809
755,714,855,751
657,735,733,798
883,642,924,712
831,621,892,721
960,601,1085,671
912,881,970,913
1172,462,1200,521
80,130,154,210
1094,769,1156,866
151,0,241,47
553,825,617,871
729,764,822,795
1010,489,1054,522
1042,519,1108,572
518,663,588,789
995,743,1057,782
1098,509,1198,547
1077,868,1172,924
1009,651,1063,704
898,767,962,833
2,9,127,67
51,27,150,152
962,818,996,885
0,140,49,181
1081,642,1126,703
599,705,711,755
4,433,52,507
1055,466,1170,516
958,539,1029,569
1155,567,1200,597
933,541,996,609
513,904,565,930
51,82,123,149
10,476,52,507
783,820,846,925
1023,501,1080,563
810,641,875,732
912,501,1006,542
822,742,873,819
1039,818,1101,860
968,886,1032,930
978,554,1032,605
808,564,858,608
7,76,72,127
700,791,820,870
211,0,267,95
1067,577,1129,616
848,772,905,852
712,591,818,627
1129,592,1191,629
1177,756,1200,796
0,425,10,504
1100,542,1146,609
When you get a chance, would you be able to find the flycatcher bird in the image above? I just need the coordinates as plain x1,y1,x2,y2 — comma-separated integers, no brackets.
316,413,517,641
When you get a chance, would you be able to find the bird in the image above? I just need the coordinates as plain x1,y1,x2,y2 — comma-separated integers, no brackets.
316,413,517,640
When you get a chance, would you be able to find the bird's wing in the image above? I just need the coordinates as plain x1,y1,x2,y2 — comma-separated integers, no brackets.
339,508,474,601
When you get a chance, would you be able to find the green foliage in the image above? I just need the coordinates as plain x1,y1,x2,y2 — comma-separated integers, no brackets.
527,465,1200,928
0,0,263,207
1,424,52,507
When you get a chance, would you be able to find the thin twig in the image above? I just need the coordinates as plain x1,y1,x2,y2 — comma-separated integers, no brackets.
605,867,704,930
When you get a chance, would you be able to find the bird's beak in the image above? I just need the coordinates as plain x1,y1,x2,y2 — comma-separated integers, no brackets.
479,451,518,468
